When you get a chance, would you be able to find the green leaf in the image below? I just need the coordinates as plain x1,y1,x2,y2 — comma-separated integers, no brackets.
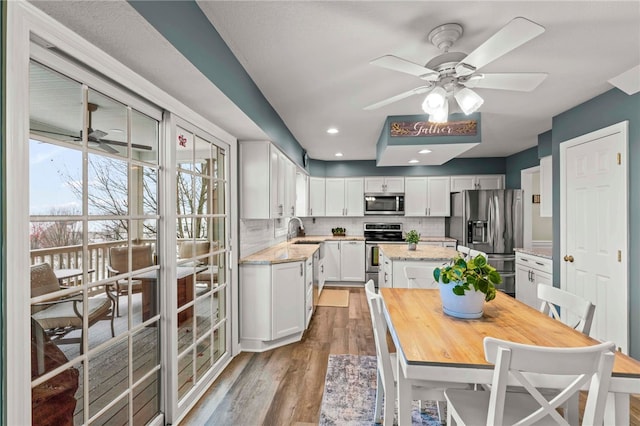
474,255,487,267
433,268,441,282
452,285,466,296
489,270,502,284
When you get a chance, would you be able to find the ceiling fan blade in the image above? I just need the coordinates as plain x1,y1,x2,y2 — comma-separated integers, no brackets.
88,129,108,139
463,73,548,91
364,86,431,110
455,17,545,76
94,137,153,151
370,55,439,81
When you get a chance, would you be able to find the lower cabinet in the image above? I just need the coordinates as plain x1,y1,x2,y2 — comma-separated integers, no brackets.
324,240,365,282
515,252,553,309
240,261,306,351
378,251,441,288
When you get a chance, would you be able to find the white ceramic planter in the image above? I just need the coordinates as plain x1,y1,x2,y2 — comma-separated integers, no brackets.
438,281,485,319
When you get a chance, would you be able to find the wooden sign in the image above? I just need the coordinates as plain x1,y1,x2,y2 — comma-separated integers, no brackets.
390,119,477,137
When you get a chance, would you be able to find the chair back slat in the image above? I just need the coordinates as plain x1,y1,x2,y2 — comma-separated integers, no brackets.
30,263,60,298
538,284,596,335
483,337,615,426
364,281,394,387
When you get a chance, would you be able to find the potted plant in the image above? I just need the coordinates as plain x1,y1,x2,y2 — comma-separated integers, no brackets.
331,227,346,237
405,229,420,251
433,254,502,319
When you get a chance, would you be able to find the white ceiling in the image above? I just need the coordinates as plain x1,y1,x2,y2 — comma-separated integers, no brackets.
29,1,640,164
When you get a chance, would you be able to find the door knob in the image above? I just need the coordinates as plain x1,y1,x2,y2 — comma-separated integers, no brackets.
563,255,574,262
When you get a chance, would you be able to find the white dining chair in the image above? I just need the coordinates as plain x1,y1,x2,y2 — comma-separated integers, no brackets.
538,284,596,335
468,248,487,259
457,245,471,258
404,266,438,289
445,337,615,426
364,280,470,424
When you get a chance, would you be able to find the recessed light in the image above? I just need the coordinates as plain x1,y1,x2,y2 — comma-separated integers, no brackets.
418,149,432,154
327,128,339,134
335,152,343,157
409,159,419,164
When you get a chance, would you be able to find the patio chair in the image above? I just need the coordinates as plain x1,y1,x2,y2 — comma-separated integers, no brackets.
31,262,115,354
179,240,219,292
108,244,154,316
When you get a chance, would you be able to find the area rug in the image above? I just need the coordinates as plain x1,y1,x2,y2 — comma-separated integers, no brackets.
317,289,350,307
319,354,443,425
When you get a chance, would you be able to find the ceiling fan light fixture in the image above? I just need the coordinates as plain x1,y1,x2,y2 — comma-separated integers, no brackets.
428,100,449,123
422,86,447,114
454,87,484,115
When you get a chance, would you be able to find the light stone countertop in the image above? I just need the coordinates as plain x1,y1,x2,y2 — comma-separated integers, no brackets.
419,236,457,243
514,247,553,260
239,235,365,265
379,244,458,261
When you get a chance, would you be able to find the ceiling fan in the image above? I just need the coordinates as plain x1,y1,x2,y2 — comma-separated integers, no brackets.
33,102,152,153
364,17,548,121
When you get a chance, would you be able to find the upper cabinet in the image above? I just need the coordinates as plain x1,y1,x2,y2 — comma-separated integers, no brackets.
405,176,451,217
240,141,300,219
539,156,552,217
450,174,505,192
325,178,364,216
295,171,308,217
308,177,326,217
364,176,405,193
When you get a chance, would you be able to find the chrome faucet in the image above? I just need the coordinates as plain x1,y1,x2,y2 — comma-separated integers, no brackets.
287,216,305,241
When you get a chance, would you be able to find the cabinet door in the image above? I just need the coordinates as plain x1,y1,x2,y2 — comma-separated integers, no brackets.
534,270,552,312
515,264,536,308
379,252,392,288
295,171,308,217
305,257,313,327
325,178,345,216
309,177,326,216
385,177,405,193
404,177,428,216
323,241,341,281
340,241,365,281
539,156,552,217
240,141,271,219
450,175,477,192
272,262,305,339
284,159,297,217
427,176,451,216
270,148,284,217
344,178,364,216
364,177,384,193
477,175,505,190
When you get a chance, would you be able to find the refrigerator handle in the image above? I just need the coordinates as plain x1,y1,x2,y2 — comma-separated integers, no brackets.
488,195,494,245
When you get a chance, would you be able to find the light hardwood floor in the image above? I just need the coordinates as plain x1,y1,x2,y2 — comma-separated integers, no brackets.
182,286,640,425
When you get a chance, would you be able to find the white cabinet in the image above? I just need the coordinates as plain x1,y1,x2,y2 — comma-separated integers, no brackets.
309,177,325,216
404,176,451,216
539,156,552,217
378,250,441,288
295,171,308,217
325,178,364,216
515,252,553,309
240,260,306,350
324,240,365,282
305,256,314,327
240,141,298,219
365,176,404,193
450,175,505,192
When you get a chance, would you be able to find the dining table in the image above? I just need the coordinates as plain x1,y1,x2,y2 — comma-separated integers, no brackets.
380,288,640,426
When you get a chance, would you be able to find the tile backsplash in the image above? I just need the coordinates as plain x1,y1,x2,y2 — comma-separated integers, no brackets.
240,216,446,257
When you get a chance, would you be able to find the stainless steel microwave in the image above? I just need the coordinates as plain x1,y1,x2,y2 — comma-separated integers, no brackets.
364,194,404,215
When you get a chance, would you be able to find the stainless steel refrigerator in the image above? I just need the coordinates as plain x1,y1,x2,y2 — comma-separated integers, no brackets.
446,189,523,296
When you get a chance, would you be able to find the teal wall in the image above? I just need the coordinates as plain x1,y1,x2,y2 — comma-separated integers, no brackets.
504,146,538,189
538,130,552,158
310,157,505,177
551,88,640,357
128,1,308,170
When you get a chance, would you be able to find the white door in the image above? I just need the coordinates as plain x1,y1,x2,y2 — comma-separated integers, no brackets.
561,121,628,352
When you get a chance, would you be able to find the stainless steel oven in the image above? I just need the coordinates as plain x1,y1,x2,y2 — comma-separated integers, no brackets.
364,223,404,288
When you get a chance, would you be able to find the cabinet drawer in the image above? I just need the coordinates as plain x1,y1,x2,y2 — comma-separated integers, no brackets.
516,252,552,274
